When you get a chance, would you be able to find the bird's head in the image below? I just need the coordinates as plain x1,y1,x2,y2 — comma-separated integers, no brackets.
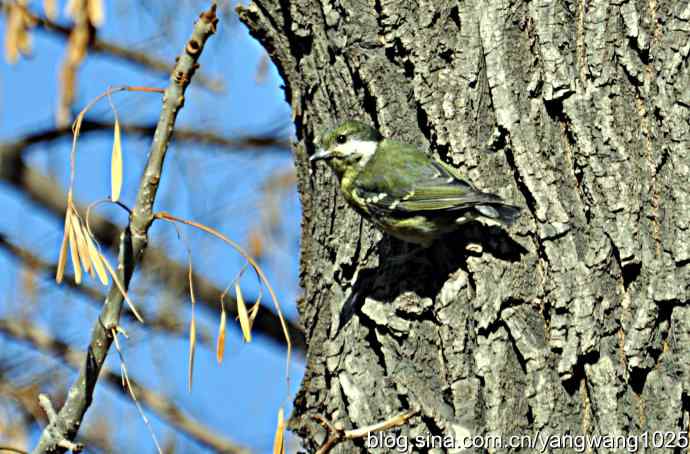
311,120,382,178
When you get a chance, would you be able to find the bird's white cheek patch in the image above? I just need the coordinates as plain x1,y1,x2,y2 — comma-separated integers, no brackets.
335,140,378,167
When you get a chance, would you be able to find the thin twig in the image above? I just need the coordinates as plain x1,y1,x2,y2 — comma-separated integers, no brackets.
31,6,220,453
35,395,83,453
37,395,57,422
0,379,114,453
312,410,420,454
110,329,163,454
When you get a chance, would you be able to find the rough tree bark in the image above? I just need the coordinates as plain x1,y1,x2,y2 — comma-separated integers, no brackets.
239,1,689,452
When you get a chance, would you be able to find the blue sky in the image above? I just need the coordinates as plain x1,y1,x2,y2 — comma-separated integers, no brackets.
0,1,304,452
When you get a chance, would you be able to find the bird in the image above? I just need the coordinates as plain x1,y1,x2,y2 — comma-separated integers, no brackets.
310,120,520,247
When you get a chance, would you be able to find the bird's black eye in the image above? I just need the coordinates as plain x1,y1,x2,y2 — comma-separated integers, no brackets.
336,134,347,144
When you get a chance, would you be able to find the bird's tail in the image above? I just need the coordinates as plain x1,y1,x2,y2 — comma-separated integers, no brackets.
475,203,521,226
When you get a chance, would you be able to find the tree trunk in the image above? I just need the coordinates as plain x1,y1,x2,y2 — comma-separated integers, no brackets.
239,1,690,452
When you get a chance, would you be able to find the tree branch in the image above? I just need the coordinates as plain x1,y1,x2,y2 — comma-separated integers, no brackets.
4,120,290,155
312,410,419,454
32,6,220,453
0,377,117,453
0,1,223,92
0,319,247,454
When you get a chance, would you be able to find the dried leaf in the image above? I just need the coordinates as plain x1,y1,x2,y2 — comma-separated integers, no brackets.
188,311,196,392
245,290,262,335
273,407,285,454
67,211,82,284
216,302,227,364
87,0,104,27
235,282,251,343
71,216,93,277
4,5,20,63
85,233,109,286
44,0,57,20
56,210,71,283
4,4,32,64
110,119,123,202
58,22,88,126
249,300,260,328
188,259,196,391
66,23,88,71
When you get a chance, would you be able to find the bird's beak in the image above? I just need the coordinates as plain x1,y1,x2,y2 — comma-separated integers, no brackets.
310,149,333,162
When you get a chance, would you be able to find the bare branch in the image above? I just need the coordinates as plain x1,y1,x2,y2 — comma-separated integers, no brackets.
0,319,248,454
32,6,220,453
4,120,290,155
0,1,223,92
312,410,419,454
37,395,58,422
0,378,113,453
36,395,83,453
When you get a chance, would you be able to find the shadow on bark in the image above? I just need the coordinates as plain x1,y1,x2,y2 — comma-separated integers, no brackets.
339,223,527,331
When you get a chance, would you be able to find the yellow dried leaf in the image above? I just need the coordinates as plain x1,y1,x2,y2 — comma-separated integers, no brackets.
249,300,261,320
110,119,123,202
56,210,71,283
67,211,82,284
188,312,196,392
58,62,75,127
67,23,88,64
71,216,93,277
44,0,57,20
4,4,32,64
58,22,88,126
188,259,196,391
272,408,285,454
235,282,251,343
248,299,260,329
4,12,19,64
247,292,262,332
85,234,109,286
216,303,226,364
87,0,104,27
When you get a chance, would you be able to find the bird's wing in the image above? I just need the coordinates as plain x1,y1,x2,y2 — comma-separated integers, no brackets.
353,140,501,215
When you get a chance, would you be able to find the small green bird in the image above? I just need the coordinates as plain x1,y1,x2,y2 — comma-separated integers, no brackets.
310,120,520,247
